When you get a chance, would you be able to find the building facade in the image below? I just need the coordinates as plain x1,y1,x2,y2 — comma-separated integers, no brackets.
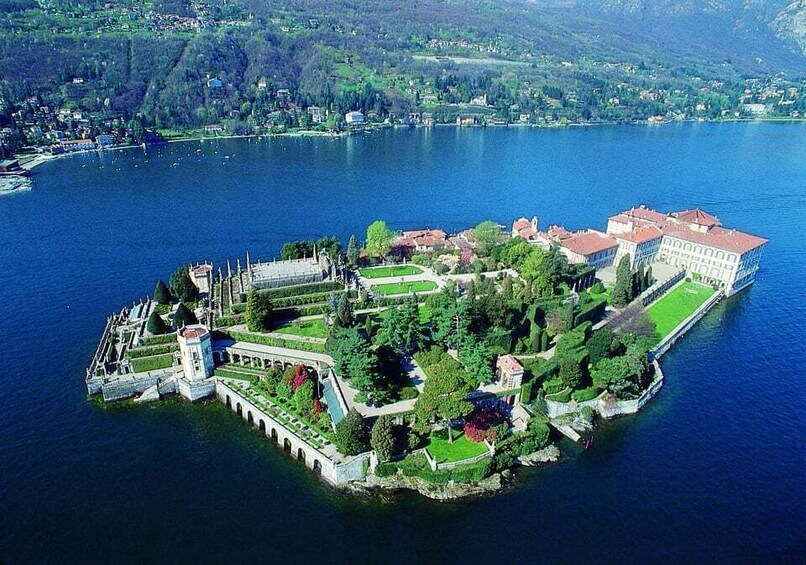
177,324,214,382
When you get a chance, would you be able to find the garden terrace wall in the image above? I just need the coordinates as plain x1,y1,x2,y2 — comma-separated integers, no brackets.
544,360,665,419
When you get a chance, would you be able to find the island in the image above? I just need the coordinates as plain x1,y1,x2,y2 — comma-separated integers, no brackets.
86,205,768,500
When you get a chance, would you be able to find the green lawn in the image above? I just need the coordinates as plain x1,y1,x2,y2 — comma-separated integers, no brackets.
359,265,424,278
646,281,716,340
371,280,437,296
272,319,328,338
426,432,489,464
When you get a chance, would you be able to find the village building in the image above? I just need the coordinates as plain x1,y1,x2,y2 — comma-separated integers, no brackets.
496,355,525,390
396,229,452,254
248,250,332,290
606,205,768,295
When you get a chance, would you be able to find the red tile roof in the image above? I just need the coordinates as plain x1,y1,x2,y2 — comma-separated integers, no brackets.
613,225,664,244
673,208,720,227
497,354,524,374
561,232,618,257
513,219,530,231
180,325,208,339
663,224,768,254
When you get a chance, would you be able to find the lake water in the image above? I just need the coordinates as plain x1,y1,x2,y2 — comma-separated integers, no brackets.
0,124,804,563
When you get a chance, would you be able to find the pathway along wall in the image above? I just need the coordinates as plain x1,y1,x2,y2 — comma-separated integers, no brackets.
215,380,368,486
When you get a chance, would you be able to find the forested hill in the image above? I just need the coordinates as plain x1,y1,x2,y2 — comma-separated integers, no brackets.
0,0,804,153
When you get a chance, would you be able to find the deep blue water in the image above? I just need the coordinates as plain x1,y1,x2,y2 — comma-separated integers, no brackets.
1,123,804,563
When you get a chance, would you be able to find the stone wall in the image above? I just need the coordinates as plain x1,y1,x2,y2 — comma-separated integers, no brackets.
101,374,167,402
545,360,665,420
216,380,353,486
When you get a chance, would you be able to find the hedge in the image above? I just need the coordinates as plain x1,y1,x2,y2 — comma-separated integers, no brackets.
141,333,177,346
555,321,592,357
520,381,535,404
256,281,342,300
273,304,330,318
545,387,572,403
571,387,599,403
215,314,243,327
521,357,557,385
486,327,513,354
542,377,566,395
376,454,492,484
225,331,327,353
127,343,179,359
574,297,607,327
214,368,258,383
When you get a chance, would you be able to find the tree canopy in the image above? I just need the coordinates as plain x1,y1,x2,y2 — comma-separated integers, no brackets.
472,220,503,255
172,302,198,329
334,408,369,456
169,266,198,303
244,290,273,332
370,414,397,462
365,220,395,259
146,309,169,335
153,279,172,305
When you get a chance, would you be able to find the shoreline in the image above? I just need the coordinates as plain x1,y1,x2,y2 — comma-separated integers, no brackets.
15,116,806,173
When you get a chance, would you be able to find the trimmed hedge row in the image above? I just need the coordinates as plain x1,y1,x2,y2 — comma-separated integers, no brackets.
571,387,599,403
127,343,179,359
255,281,342,300
545,387,572,403
542,377,566,395
215,314,243,327
574,297,607,327
225,330,327,353
214,368,258,383
141,333,177,346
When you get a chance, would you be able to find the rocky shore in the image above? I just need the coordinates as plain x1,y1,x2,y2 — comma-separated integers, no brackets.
345,445,561,501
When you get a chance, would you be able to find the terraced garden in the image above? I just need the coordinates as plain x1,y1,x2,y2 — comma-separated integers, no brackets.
272,319,328,339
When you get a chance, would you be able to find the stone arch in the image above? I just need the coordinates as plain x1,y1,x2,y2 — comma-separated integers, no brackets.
283,438,292,452
312,459,322,476
247,411,254,426
236,402,242,417
232,353,241,363
271,428,278,443
297,448,306,463
226,395,231,408
259,419,266,433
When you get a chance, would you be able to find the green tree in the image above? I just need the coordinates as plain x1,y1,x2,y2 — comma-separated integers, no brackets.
244,290,273,332
425,285,468,349
559,355,585,390
459,336,494,385
365,220,395,259
333,293,355,329
414,364,474,443
377,297,422,355
293,380,315,418
153,279,172,305
334,408,369,455
370,414,396,462
146,309,168,335
169,266,198,303
346,234,359,266
328,327,380,394
501,276,513,301
587,328,617,365
611,255,633,307
472,220,503,255
172,302,198,329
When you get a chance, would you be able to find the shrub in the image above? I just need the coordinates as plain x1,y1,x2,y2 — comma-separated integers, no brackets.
543,377,565,395
257,281,342,300
172,302,197,329
590,282,606,294
146,310,168,335
375,463,397,478
559,356,585,389
545,387,572,403
334,408,369,456
463,405,507,443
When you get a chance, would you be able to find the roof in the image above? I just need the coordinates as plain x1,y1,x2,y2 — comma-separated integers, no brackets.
614,225,664,245
497,354,524,374
180,325,208,339
398,229,449,249
663,224,768,254
561,232,618,257
673,208,720,227
513,218,530,231
614,206,669,224
250,257,322,283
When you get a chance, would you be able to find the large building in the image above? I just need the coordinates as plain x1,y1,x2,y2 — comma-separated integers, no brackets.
177,324,214,382
248,250,331,290
606,206,768,295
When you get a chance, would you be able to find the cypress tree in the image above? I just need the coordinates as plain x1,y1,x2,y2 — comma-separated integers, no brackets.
346,235,359,267
370,415,396,462
335,408,369,456
154,279,172,305
541,330,550,352
502,276,513,301
146,309,168,335
172,302,198,329
532,327,543,352
611,255,633,307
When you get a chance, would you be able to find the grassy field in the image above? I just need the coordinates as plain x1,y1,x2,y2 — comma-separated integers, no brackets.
371,280,437,296
646,281,716,340
426,432,489,464
359,265,424,278
130,353,174,373
272,319,328,338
